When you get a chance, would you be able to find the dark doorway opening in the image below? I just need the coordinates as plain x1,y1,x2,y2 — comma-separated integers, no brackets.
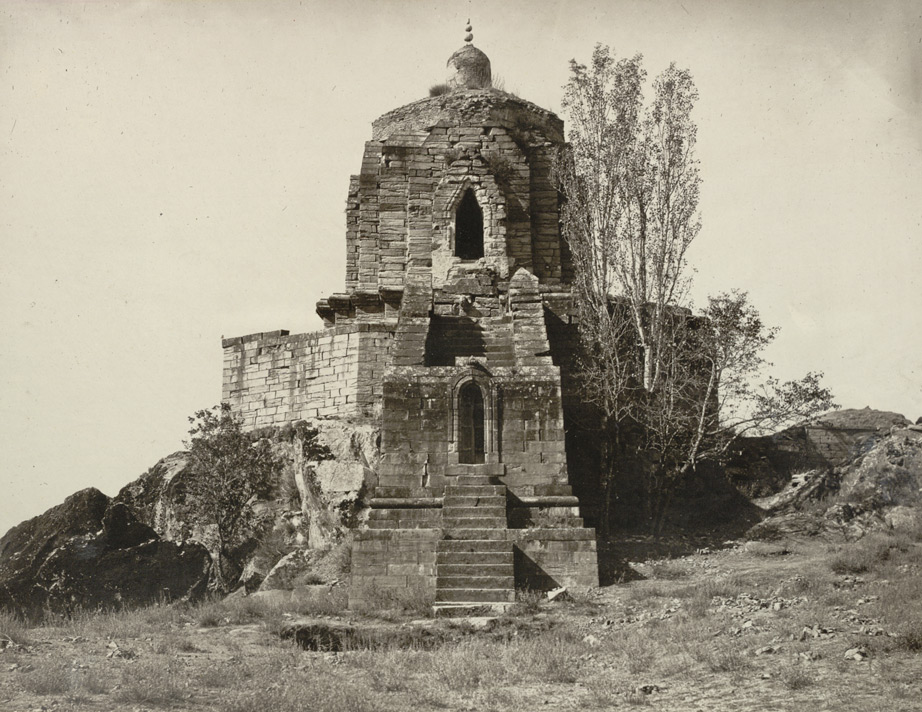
455,189,484,260
458,381,486,464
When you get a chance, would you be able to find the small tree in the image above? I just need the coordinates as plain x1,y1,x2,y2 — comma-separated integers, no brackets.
185,404,282,590
635,292,835,534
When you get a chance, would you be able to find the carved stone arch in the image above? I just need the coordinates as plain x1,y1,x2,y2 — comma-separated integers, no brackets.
448,363,501,465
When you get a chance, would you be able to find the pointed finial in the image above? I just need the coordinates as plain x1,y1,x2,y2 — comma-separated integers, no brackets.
464,19,473,43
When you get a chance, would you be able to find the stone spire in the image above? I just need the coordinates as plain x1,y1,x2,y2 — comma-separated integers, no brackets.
447,19,492,90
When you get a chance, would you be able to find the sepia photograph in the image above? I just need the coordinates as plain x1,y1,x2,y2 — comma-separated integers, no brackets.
1,1,920,709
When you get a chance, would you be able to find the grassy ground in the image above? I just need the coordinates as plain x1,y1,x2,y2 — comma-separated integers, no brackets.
1,528,921,712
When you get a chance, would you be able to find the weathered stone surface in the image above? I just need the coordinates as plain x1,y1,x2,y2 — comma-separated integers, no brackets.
838,427,922,509
259,549,326,591
750,426,922,540
111,421,369,590
0,489,213,615
729,408,912,498
446,44,492,90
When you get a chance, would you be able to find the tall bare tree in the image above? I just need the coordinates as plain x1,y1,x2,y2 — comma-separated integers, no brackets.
558,46,835,535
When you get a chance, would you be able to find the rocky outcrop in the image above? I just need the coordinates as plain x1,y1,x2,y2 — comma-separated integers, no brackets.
259,539,351,592
750,422,922,540
115,421,371,551
729,408,911,498
0,490,212,616
837,427,922,510
113,420,370,592
0,419,372,612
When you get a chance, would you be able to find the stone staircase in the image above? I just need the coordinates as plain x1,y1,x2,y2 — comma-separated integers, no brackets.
434,464,515,615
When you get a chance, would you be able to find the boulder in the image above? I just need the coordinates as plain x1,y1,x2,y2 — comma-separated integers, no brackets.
260,549,326,591
0,489,213,616
114,420,373,561
259,540,352,592
885,506,922,532
837,428,922,510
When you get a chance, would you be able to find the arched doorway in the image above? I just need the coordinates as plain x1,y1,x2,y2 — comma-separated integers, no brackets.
455,188,484,260
458,381,486,464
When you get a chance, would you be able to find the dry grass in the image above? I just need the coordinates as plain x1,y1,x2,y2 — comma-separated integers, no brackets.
778,660,816,690
113,658,190,707
0,607,31,644
2,530,921,712
648,560,689,579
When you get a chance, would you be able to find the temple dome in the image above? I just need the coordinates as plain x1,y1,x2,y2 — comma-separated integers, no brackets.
446,44,492,90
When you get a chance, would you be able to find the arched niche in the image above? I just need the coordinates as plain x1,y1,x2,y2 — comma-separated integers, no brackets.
455,188,484,260
431,171,509,286
457,381,485,463
449,365,500,465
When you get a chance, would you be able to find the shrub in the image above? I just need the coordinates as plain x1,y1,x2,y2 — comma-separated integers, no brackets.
828,533,898,574
696,641,751,674
779,661,815,690
505,588,543,616
894,619,922,653
184,404,284,589
113,658,188,706
429,83,450,96
20,662,74,696
0,608,31,645
482,152,518,185
585,674,650,708
648,561,688,579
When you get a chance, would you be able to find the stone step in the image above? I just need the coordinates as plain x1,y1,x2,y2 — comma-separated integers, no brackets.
436,575,514,590
435,588,515,603
442,517,507,529
436,551,512,565
456,475,504,486
442,495,506,508
437,563,514,577
443,528,509,540
432,602,516,617
437,539,510,552
442,514,507,539
444,485,505,497
444,464,505,477
441,506,506,518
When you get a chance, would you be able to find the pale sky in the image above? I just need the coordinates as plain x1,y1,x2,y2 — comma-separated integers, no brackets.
1,0,920,536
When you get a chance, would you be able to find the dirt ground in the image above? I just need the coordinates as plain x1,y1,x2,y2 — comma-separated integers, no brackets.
2,529,920,712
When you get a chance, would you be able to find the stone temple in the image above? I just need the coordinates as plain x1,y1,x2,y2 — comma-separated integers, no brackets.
221,32,600,610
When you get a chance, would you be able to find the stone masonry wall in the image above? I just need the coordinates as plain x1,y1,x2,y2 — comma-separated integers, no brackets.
222,325,393,428
343,91,571,301
512,529,599,590
349,526,598,609
349,528,440,609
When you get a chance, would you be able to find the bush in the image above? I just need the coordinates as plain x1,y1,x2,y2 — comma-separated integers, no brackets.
779,661,815,690
828,533,900,575
20,662,74,696
113,658,188,706
0,608,31,645
648,561,688,579
895,620,922,652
